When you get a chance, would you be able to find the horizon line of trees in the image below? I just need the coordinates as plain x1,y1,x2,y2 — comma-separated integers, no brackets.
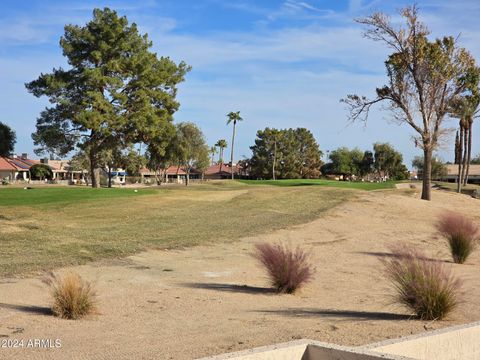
4,5,480,193
321,143,409,181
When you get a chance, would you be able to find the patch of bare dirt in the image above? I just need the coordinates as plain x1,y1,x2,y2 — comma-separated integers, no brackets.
1,189,480,359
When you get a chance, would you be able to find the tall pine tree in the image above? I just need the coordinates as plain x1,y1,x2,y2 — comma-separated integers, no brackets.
26,8,190,187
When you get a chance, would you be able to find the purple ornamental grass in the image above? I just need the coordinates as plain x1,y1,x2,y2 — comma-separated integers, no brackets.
383,245,461,320
253,243,313,294
436,212,479,264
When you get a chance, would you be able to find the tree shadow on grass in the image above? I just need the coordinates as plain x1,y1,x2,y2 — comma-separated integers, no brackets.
182,282,276,294
254,308,412,321
0,303,53,316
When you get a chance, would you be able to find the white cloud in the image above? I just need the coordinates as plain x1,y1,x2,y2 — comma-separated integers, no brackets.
3,0,480,165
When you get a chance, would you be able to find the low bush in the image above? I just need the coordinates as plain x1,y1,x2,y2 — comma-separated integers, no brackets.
253,243,313,294
436,212,479,264
43,272,97,320
383,246,461,320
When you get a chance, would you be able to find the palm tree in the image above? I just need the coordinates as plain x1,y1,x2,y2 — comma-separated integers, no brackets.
215,139,227,171
450,93,480,192
226,111,243,180
209,146,217,165
463,97,480,185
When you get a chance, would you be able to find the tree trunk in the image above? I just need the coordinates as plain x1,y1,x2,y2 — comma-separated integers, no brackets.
231,122,236,180
185,170,190,186
108,166,112,188
219,149,223,172
457,125,464,193
464,122,473,186
89,152,100,188
454,130,460,164
272,139,277,180
421,147,432,201
460,125,468,189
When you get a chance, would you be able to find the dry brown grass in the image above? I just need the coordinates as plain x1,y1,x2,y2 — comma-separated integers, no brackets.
0,183,351,276
42,272,97,320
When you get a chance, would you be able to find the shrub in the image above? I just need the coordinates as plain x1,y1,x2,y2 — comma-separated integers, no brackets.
42,272,97,320
253,243,313,294
383,246,461,320
436,212,479,264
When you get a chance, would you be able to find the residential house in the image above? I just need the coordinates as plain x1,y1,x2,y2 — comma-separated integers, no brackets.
0,157,17,181
0,155,88,184
41,159,88,183
441,164,480,183
140,166,202,184
0,154,35,181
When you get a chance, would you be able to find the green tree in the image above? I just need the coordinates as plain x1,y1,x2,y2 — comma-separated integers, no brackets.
175,122,209,186
30,164,53,180
249,128,322,179
373,143,406,180
249,128,277,179
26,8,189,188
70,151,91,185
209,146,217,165
215,139,227,163
359,150,374,177
145,124,177,184
226,111,243,180
195,146,211,180
470,154,480,164
122,148,146,177
449,91,480,191
342,5,478,200
327,147,363,179
412,156,448,180
291,128,323,178
0,122,16,157
215,139,227,171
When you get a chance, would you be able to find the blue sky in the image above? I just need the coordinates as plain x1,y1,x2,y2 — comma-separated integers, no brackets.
1,0,480,167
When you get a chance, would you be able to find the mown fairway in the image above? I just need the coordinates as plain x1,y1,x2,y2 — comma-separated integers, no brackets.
0,181,364,276
239,179,398,190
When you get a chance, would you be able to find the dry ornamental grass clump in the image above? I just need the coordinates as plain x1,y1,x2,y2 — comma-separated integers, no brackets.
383,246,461,320
436,212,479,264
43,272,97,320
253,243,313,294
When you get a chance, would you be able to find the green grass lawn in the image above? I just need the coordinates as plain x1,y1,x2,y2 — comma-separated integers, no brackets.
0,183,357,277
0,186,158,207
238,179,398,190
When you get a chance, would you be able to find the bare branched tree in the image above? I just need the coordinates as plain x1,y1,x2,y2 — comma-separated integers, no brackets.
341,5,478,200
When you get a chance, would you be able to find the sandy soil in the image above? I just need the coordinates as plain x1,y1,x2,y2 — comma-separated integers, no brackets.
1,187,480,359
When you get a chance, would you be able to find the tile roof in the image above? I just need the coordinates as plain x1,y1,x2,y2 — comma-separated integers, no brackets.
0,157,16,171
42,160,66,171
204,164,239,175
140,165,201,176
446,164,480,176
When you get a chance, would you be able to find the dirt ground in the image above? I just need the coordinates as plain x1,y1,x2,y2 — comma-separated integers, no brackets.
1,187,480,359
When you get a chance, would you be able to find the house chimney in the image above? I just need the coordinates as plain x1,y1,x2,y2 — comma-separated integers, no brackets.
41,158,48,164
21,153,28,160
